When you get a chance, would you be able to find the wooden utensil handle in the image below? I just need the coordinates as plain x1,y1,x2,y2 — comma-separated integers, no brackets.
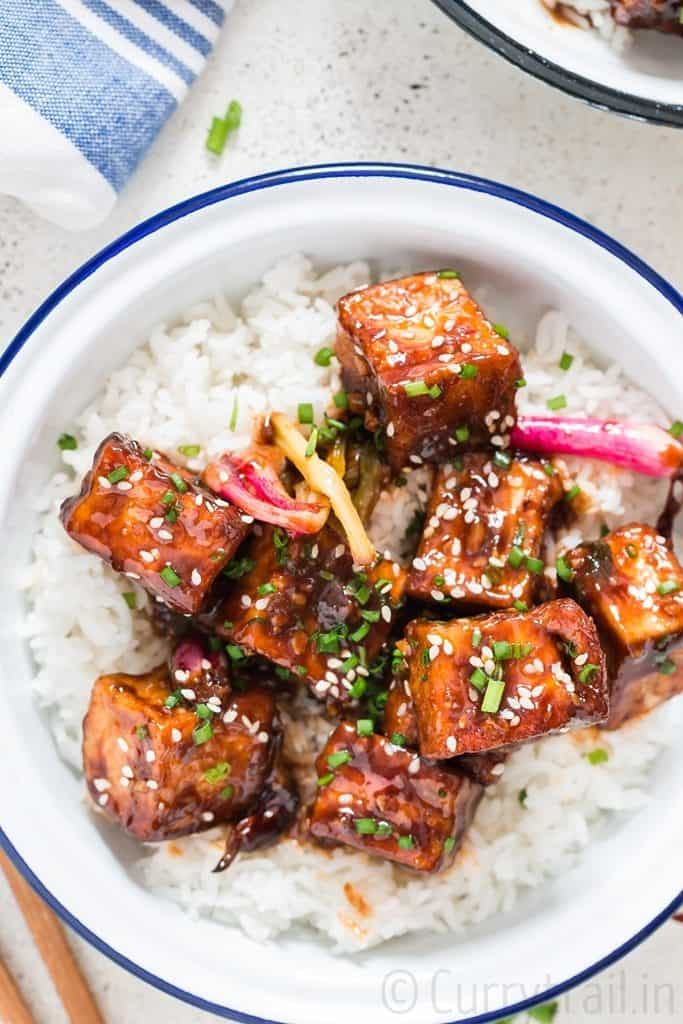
0,851,104,1024
0,955,35,1024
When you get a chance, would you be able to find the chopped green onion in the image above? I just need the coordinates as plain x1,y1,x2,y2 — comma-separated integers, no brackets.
165,690,182,709
229,395,239,432
192,721,213,746
543,463,556,476
195,703,212,720
136,725,148,741
107,465,129,484
165,506,179,524
160,566,181,588
220,785,234,800
514,378,527,389
143,447,153,460
518,787,528,807
481,677,505,714
226,644,245,661
356,719,373,737
492,640,513,660
403,380,430,397
658,656,676,676
224,557,255,580
513,600,528,612
355,818,377,835
454,425,470,442
507,546,525,569
333,391,348,410
565,484,582,502
390,733,406,747
469,668,487,691
161,490,175,507
438,269,460,279
349,679,367,699
559,351,574,371
556,556,574,582
170,472,188,493
585,749,608,766
443,837,456,853
471,628,482,648
525,556,544,575
529,1001,559,1023
433,574,445,588
122,592,137,610
305,427,319,458
204,762,230,784
460,363,478,380
493,451,512,469
224,98,242,131
546,394,567,411
493,323,509,339
57,433,77,451
578,663,599,684
298,403,314,425
206,116,230,155
669,420,683,438
351,621,371,643
657,580,680,596
397,835,414,850
625,543,638,559
361,609,380,623
327,750,352,769
257,582,277,596
314,347,334,367
178,445,200,457
317,773,334,788
428,384,442,399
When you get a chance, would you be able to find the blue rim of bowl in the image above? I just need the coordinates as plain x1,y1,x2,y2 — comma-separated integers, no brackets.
431,0,683,129
0,162,681,1022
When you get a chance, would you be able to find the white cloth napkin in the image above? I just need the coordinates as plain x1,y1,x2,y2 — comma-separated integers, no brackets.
0,1,231,230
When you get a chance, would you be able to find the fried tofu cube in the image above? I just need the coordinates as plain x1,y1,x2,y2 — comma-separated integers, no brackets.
213,526,405,701
309,722,482,872
565,523,683,729
83,666,279,841
401,598,608,758
61,433,249,615
407,453,562,609
336,272,523,470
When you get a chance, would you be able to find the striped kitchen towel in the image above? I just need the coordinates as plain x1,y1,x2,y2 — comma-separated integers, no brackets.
0,1,231,229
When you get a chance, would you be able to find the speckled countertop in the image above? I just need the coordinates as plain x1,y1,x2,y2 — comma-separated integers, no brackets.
0,1,681,1021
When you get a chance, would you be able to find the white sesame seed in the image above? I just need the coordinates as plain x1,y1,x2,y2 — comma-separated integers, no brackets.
334,544,345,559
174,669,189,683
481,645,493,660
431,589,445,602
429,645,440,661
412,557,427,571
443,639,454,656
446,735,458,753
240,595,252,608
201,811,215,823
180,688,196,701
158,529,173,542
469,656,483,668
98,794,109,806
139,549,155,563
191,569,202,586
311,544,319,558
338,793,353,805
122,765,134,779
386,422,395,438
223,709,237,724
409,454,423,465
257,731,269,743
171,728,182,742
381,605,391,623
574,653,588,667
255,597,269,611
93,778,110,793
491,762,505,776
119,777,130,788
408,758,421,775
98,476,112,489
117,737,128,753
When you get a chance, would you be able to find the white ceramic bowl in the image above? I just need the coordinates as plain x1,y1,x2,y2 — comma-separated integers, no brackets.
1,164,682,1024
434,1,683,127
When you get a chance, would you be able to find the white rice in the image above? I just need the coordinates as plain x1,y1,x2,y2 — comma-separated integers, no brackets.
542,0,631,50
21,255,679,952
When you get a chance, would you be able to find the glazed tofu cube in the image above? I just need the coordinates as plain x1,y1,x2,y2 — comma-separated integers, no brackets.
336,272,522,470
401,598,608,758
407,453,562,609
83,665,279,841
213,526,405,701
309,722,482,872
61,433,249,615
564,523,683,729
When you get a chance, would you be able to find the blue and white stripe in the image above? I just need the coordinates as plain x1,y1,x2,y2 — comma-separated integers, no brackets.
0,0,229,227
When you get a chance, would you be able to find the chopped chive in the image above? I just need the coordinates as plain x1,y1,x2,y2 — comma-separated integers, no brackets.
493,450,512,469
514,378,527,389
375,822,393,837
565,484,582,502
518,787,528,808
356,719,374,737
57,433,77,451
192,721,213,746
454,425,470,442
403,380,430,397
361,609,380,623
585,749,608,766
298,402,314,425
658,657,676,676
161,490,175,506
556,556,574,582
397,835,414,850
107,465,129,484
492,640,513,660
469,667,487,691
460,363,478,380
224,98,242,131
625,543,638,559
314,347,334,367
165,506,179,524
178,444,200,457
122,592,137,610
525,556,544,575
493,323,509,339
428,384,442,399
257,582,277,596
354,818,377,835
206,116,230,155
390,733,406,747
670,421,683,438
195,703,212,720
657,580,680,596
471,628,482,648
170,472,188,493
546,394,567,411
513,600,528,612
481,677,505,714
136,725,148,741
578,663,599,684
438,269,459,279
443,836,456,852
295,665,307,676
220,784,234,800
226,644,245,661
327,750,352,769
351,621,371,643
143,447,154,460
349,679,367,699
528,1001,559,1023
433,574,445,588
204,761,230,784
317,773,334,787
543,463,556,476
160,566,181,588
229,395,239,431
559,351,574,371
507,546,525,569
164,690,182,709
305,427,319,458
333,391,348,410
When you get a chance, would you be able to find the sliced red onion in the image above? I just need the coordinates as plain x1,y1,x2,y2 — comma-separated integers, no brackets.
511,416,683,479
204,451,328,534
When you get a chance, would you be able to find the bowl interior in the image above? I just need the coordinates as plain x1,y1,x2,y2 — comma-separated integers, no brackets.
1,168,682,1024
452,0,683,110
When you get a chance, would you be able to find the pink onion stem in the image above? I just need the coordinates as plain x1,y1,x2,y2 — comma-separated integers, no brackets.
511,416,683,479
